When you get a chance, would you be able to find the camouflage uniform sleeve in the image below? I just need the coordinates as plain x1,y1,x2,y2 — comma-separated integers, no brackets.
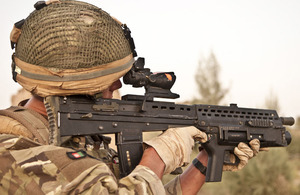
0,134,172,195
118,165,166,194
0,134,118,194
164,175,183,195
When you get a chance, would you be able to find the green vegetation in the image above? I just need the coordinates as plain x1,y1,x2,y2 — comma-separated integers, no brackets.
191,51,229,105
192,53,300,195
163,51,300,194
201,144,300,195
286,130,300,160
195,52,300,194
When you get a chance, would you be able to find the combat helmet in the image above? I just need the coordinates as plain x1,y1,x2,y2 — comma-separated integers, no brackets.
10,0,137,97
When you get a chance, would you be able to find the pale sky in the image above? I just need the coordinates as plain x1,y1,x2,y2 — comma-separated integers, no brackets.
0,0,299,119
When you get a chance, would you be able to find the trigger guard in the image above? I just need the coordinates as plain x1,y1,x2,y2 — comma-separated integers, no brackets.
223,151,240,165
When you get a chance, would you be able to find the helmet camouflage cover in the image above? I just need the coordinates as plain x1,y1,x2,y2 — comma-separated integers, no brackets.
12,0,134,97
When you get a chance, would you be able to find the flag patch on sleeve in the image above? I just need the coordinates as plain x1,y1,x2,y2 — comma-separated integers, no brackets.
66,150,87,160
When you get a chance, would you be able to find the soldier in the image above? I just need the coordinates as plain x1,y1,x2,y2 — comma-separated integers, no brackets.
0,0,262,194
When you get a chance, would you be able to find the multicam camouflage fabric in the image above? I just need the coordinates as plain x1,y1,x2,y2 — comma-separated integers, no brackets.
0,110,181,194
0,134,168,194
0,134,118,194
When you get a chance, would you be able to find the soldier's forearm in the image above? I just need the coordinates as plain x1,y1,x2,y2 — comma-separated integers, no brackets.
180,150,208,195
139,147,165,179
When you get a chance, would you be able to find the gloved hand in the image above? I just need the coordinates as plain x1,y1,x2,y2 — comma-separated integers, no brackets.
223,139,267,171
144,126,207,174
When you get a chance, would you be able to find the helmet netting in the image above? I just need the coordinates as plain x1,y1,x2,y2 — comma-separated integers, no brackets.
16,0,131,71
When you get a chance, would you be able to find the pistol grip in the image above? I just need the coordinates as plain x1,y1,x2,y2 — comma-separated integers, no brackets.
202,134,236,182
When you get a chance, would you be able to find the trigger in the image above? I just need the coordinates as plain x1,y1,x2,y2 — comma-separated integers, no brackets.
224,151,239,165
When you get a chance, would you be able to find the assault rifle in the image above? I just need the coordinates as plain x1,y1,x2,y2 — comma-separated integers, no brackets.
54,57,294,182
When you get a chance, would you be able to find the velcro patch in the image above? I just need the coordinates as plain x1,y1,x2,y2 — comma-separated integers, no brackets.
66,150,87,160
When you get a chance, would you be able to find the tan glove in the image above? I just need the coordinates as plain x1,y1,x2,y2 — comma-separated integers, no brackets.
223,139,267,171
144,126,207,174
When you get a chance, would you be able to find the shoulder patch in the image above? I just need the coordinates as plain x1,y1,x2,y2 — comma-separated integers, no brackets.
66,150,87,160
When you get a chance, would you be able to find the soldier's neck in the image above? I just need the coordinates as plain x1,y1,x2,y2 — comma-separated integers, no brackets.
24,96,48,118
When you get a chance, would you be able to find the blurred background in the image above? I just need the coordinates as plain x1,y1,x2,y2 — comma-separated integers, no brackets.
1,0,299,194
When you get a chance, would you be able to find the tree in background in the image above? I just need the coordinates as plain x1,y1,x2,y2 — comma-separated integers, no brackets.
191,51,229,105
264,89,280,112
295,117,300,130
163,51,229,184
286,116,300,161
